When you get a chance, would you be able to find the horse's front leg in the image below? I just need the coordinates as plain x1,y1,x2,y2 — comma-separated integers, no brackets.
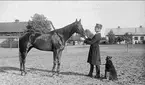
52,51,57,74
56,50,62,75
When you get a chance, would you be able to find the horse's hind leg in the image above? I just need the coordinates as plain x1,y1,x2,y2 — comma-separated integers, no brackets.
22,55,27,75
52,50,62,76
52,51,57,74
56,50,62,75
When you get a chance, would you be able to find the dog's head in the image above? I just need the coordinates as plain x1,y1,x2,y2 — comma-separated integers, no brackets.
106,56,112,61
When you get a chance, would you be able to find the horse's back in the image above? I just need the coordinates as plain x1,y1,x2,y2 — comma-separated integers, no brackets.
33,34,53,51
19,32,64,52
33,32,64,51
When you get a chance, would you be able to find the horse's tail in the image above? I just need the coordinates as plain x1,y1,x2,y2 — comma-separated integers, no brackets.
19,37,22,63
19,51,21,60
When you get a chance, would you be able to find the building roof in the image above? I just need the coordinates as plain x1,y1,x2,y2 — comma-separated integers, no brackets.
105,26,145,36
0,22,27,32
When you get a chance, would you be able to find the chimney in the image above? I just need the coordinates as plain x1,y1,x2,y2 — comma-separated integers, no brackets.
117,26,120,28
15,19,19,23
139,25,142,28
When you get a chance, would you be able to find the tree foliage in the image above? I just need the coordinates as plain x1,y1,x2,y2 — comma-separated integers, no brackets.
123,32,132,44
26,13,53,33
108,29,115,44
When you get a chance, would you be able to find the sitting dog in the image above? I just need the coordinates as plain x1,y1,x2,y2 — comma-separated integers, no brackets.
105,56,118,80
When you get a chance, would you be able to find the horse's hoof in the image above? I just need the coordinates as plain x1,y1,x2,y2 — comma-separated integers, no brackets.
21,73,25,76
20,69,22,71
52,68,55,72
56,72,60,76
56,74,59,76
21,72,27,76
25,71,27,74
52,72,55,76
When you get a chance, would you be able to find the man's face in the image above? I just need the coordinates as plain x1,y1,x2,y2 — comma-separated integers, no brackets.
94,24,102,33
95,27,101,32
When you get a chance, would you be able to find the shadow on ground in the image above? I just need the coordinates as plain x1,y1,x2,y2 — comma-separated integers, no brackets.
0,66,86,76
0,66,106,80
0,66,85,76
28,68,106,79
0,66,20,73
28,67,86,76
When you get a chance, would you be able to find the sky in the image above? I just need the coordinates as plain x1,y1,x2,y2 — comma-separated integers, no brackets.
0,1,145,36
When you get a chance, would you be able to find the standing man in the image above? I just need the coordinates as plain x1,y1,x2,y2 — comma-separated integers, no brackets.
84,23,102,78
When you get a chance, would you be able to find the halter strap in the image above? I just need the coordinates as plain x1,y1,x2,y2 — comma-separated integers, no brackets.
50,21,64,45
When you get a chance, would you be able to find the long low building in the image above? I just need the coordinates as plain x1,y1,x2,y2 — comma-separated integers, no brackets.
0,20,27,46
0,20,27,38
105,26,145,44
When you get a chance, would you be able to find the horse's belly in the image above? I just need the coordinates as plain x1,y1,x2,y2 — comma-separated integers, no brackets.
33,39,52,51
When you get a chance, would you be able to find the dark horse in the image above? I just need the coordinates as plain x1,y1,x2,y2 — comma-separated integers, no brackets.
19,19,86,75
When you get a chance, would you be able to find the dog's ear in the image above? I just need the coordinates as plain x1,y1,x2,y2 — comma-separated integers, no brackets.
106,56,110,60
106,56,109,60
109,56,112,60
107,56,112,60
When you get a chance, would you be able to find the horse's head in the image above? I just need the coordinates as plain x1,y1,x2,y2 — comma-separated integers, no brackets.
74,19,86,39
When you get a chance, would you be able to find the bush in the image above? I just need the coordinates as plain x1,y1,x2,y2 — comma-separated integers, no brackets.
143,40,145,44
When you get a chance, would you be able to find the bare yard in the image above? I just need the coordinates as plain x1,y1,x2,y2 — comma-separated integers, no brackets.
0,44,145,85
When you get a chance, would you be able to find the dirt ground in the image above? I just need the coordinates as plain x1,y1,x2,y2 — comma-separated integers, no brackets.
0,44,145,85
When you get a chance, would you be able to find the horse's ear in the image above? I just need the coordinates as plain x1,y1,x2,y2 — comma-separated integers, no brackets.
79,19,81,23
76,19,78,22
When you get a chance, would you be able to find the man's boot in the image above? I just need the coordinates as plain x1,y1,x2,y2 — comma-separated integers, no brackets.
87,64,94,77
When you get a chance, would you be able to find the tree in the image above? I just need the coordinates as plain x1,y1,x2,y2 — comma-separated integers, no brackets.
124,32,132,44
84,29,94,38
124,32,132,52
107,29,115,44
26,13,53,33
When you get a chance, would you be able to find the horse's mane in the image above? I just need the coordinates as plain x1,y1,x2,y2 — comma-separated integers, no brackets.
52,21,76,34
20,21,76,43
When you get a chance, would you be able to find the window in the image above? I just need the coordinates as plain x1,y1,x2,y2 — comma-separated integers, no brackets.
140,36,144,40
134,37,138,40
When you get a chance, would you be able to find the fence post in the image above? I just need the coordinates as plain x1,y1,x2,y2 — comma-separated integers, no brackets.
9,37,12,50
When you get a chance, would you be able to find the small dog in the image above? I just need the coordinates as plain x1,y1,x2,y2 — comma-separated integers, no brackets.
105,56,118,80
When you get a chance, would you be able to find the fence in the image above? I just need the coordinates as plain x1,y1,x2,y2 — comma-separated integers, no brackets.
0,36,19,48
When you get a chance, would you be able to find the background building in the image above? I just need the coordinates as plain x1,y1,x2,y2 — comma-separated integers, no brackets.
0,20,27,38
105,26,145,44
0,20,27,48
